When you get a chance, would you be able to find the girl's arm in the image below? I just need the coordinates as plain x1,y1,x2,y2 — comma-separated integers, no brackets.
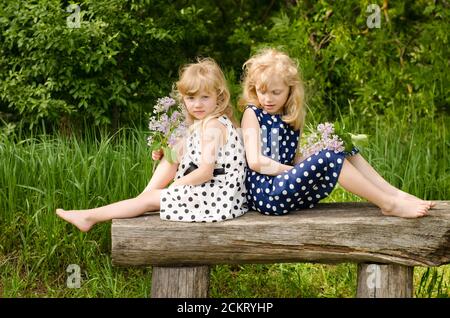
141,137,186,193
141,158,179,193
171,119,226,187
241,108,293,176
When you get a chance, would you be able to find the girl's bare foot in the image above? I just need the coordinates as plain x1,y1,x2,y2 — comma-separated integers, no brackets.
396,190,436,209
56,209,95,232
381,197,430,218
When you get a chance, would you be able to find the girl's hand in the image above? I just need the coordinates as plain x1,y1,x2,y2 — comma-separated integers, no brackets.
152,149,164,161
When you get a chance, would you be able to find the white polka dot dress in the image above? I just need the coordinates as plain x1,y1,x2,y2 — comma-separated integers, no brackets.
160,115,248,222
245,105,359,215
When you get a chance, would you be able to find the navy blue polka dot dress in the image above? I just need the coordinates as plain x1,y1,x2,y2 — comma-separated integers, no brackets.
245,105,359,215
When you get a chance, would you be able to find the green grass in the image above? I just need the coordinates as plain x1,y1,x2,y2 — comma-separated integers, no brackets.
1,114,449,298
210,263,357,298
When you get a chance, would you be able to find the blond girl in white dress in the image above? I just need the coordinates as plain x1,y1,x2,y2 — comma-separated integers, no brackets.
57,58,247,231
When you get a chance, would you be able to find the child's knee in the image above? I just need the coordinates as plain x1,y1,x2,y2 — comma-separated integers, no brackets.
137,190,155,203
138,191,159,210
136,191,149,199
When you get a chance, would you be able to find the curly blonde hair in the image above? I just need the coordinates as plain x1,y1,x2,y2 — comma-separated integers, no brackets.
239,48,306,131
175,58,238,132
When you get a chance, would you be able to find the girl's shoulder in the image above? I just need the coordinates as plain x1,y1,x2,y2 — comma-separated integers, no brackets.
190,117,226,137
244,104,273,118
243,104,284,125
204,116,228,131
243,104,264,119
245,104,259,113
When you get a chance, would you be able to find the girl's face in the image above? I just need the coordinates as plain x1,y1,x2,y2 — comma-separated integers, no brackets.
183,90,218,120
255,76,290,115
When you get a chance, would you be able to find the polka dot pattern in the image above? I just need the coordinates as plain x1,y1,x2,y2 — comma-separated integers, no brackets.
160,115,248,222
245,105,360,215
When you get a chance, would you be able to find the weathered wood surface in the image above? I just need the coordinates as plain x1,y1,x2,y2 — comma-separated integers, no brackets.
356,264,413,298
151,266,210,298
112,201,450,267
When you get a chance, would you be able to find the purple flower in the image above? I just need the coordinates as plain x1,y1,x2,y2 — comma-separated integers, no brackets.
158,114,170,134
147,95,187,158
148,117,159,131
154,97,176,113
300,122,345,159
317,122,334,139
324,135,344,152
170,111,182,123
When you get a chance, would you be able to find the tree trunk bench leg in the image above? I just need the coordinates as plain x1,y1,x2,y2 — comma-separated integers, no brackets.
356,263,414,298
151,266,210,298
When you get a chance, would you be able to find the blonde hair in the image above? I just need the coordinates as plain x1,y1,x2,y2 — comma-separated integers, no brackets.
175,58,239,133
239,48,306,131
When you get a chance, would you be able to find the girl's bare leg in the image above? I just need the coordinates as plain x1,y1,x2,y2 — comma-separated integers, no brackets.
56,190,162,232
142,158,179,193
347,154,435,208
338,159,429,218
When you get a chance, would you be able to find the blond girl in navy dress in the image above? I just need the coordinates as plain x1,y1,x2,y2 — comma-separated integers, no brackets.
57,58,247,232
240,48,434,218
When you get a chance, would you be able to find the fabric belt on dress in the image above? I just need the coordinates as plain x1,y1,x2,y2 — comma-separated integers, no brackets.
183,162,225,176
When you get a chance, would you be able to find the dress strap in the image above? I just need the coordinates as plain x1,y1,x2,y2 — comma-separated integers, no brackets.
217,115,234,136
245,104,259,112
217,115,230,127
245,104,263,123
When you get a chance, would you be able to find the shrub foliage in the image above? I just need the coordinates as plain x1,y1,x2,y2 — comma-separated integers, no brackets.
0,0,448,131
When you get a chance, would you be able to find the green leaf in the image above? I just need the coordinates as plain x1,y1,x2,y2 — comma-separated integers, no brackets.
171,148,179,163
163,146,174,163
151,142,161,151
349,133,369,148
340,133,354,152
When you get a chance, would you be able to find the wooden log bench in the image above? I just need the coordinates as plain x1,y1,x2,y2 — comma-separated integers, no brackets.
111,201,450,298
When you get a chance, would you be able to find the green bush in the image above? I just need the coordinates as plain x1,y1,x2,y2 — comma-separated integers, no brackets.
241,0,449,123
0,0,282,131
0,0,208,129
1,1,448,132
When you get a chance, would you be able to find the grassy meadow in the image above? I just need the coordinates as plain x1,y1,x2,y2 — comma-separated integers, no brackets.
0,113,449,298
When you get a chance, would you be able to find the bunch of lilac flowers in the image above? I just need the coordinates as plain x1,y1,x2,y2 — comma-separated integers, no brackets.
147,96,187,163
299,122,368,159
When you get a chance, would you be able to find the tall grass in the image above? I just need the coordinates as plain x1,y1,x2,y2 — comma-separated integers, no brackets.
0,114,449,297
0,127,154,297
